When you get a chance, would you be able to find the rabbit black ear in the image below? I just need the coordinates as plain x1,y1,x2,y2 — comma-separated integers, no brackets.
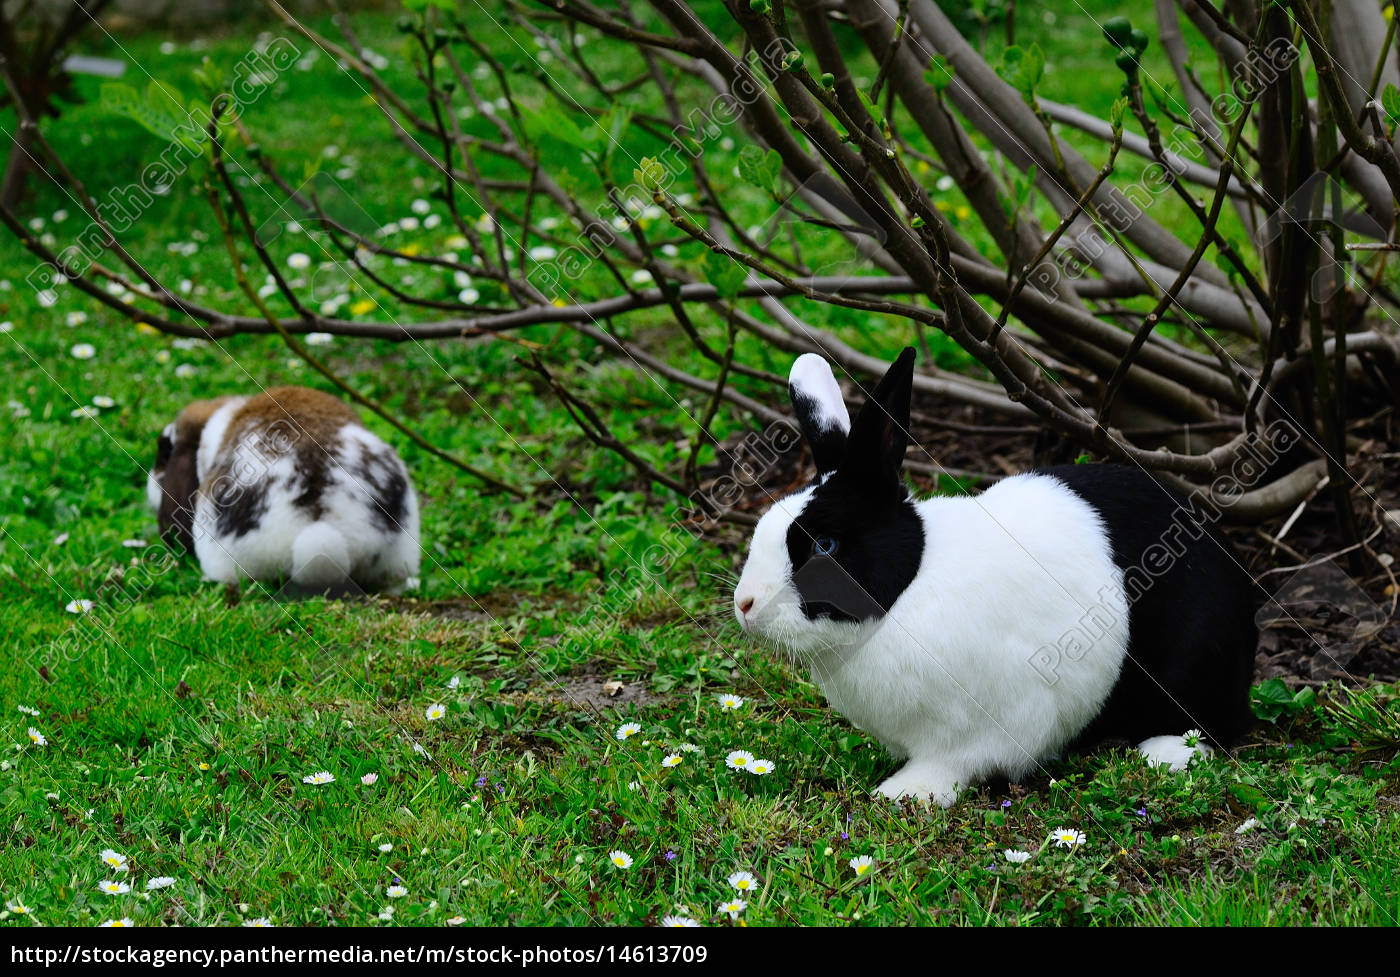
157,438,198,553
788,353,849,476
841,347,916,495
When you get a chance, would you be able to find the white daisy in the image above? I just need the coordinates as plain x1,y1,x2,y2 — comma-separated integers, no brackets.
411,199,431,215
724,750,754,771
100,917,135,927
121,539,146,548
425,703,446,722
727,871,758,892
1003,849,1032,864
378,844,393,853
608,850,633,870
304,332,333,346
386,885,408,898
173,364,196,379
615,723,641,741
92,395,115,408
661,915,700,927
302,771,335,785
747,759,774,776
361,773,379,785
69,343,96,360
447,675,461,690
848,854,875,878
26,728,46,747
676,743,702,754
17,706,39,717
100,849,128,873
661,754,682,768
718,693,744,711
717,898,746,918
5,899,31,914
70,406,99,419
65,310,87,327
97,880,131,895
457,287,480,304
65,599,93,614
446,915,466,925
377,907,395,921
1235,817,1260,835
242,917,273,927
145,877,175,890
1182,728,1203,747
399,216,420,232
287,252,311,270
1052,827,1085,849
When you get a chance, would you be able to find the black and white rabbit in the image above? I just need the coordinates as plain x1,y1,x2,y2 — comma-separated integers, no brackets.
733,348,1257,805
147,385,420,593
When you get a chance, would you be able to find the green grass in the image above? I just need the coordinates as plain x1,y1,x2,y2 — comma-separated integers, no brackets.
0,1,1397,927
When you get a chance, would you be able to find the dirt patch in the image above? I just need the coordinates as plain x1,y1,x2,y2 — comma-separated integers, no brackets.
542,668,661,710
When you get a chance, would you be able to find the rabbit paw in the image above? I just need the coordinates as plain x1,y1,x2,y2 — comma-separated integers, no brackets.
876,764,961,808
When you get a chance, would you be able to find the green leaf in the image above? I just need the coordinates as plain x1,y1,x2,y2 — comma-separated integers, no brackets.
100,81,204,153
924,55,953,94
703,251,747,301
1383,83,1400,125
737,146,783,196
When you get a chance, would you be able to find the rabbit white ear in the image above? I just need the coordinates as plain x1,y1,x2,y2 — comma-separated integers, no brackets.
789,353,849,475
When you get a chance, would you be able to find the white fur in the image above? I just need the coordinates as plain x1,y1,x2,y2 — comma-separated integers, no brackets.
1138,735,1211,771
735,472,1134,806
789,354,849,437
185,416,420,593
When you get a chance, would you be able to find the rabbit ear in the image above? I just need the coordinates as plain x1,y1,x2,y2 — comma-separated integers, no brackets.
789,353,849,476
841,347,916,496
157,437,199,553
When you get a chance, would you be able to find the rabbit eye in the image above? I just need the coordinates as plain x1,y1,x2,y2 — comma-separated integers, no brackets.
812,536,839,557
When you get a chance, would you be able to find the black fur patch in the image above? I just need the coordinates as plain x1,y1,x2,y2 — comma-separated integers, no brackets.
355,444,409,533
784,476,924,623
1039,464,1258,749
209,467,270,539
790,387,847,476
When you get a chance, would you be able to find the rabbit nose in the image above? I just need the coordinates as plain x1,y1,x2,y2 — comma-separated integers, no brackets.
738,597,755,615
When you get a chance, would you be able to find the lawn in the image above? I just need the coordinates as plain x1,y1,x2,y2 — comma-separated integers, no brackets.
0,0,1398,927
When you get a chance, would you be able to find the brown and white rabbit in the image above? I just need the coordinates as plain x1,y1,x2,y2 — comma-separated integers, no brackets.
147,386,420,593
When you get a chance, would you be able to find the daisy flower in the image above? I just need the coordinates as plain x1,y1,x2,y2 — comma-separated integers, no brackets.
99,850,128,873
378,843,393,853
92,395,115,408
447,675,461,690
145,877,175,891
304,332,333,346
287,253,311,270
425,703,446,722
26,728,46,747
727,871,758,893
5,899,31,914
69,343,96,360
65,599,93,614
1052,827,1085,849
661,754,683,768
747,759,774,776
100,918,135,927
848,854,875,878
302,771,335,786
411,199,431,215
17,705,39,717
242,918,273,927
724,750,754,771
361,773,378,785
97,880,131,895
676,743,702,754
387,885,408,898
447,915,466,926
717,898,747,919
661,916,700,927
1003,849,1032,864
1235,817,1260,835
608,850,633,870
1182,728,1203,747
377,907,395,921
615,722,641,741
718,693,744,711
